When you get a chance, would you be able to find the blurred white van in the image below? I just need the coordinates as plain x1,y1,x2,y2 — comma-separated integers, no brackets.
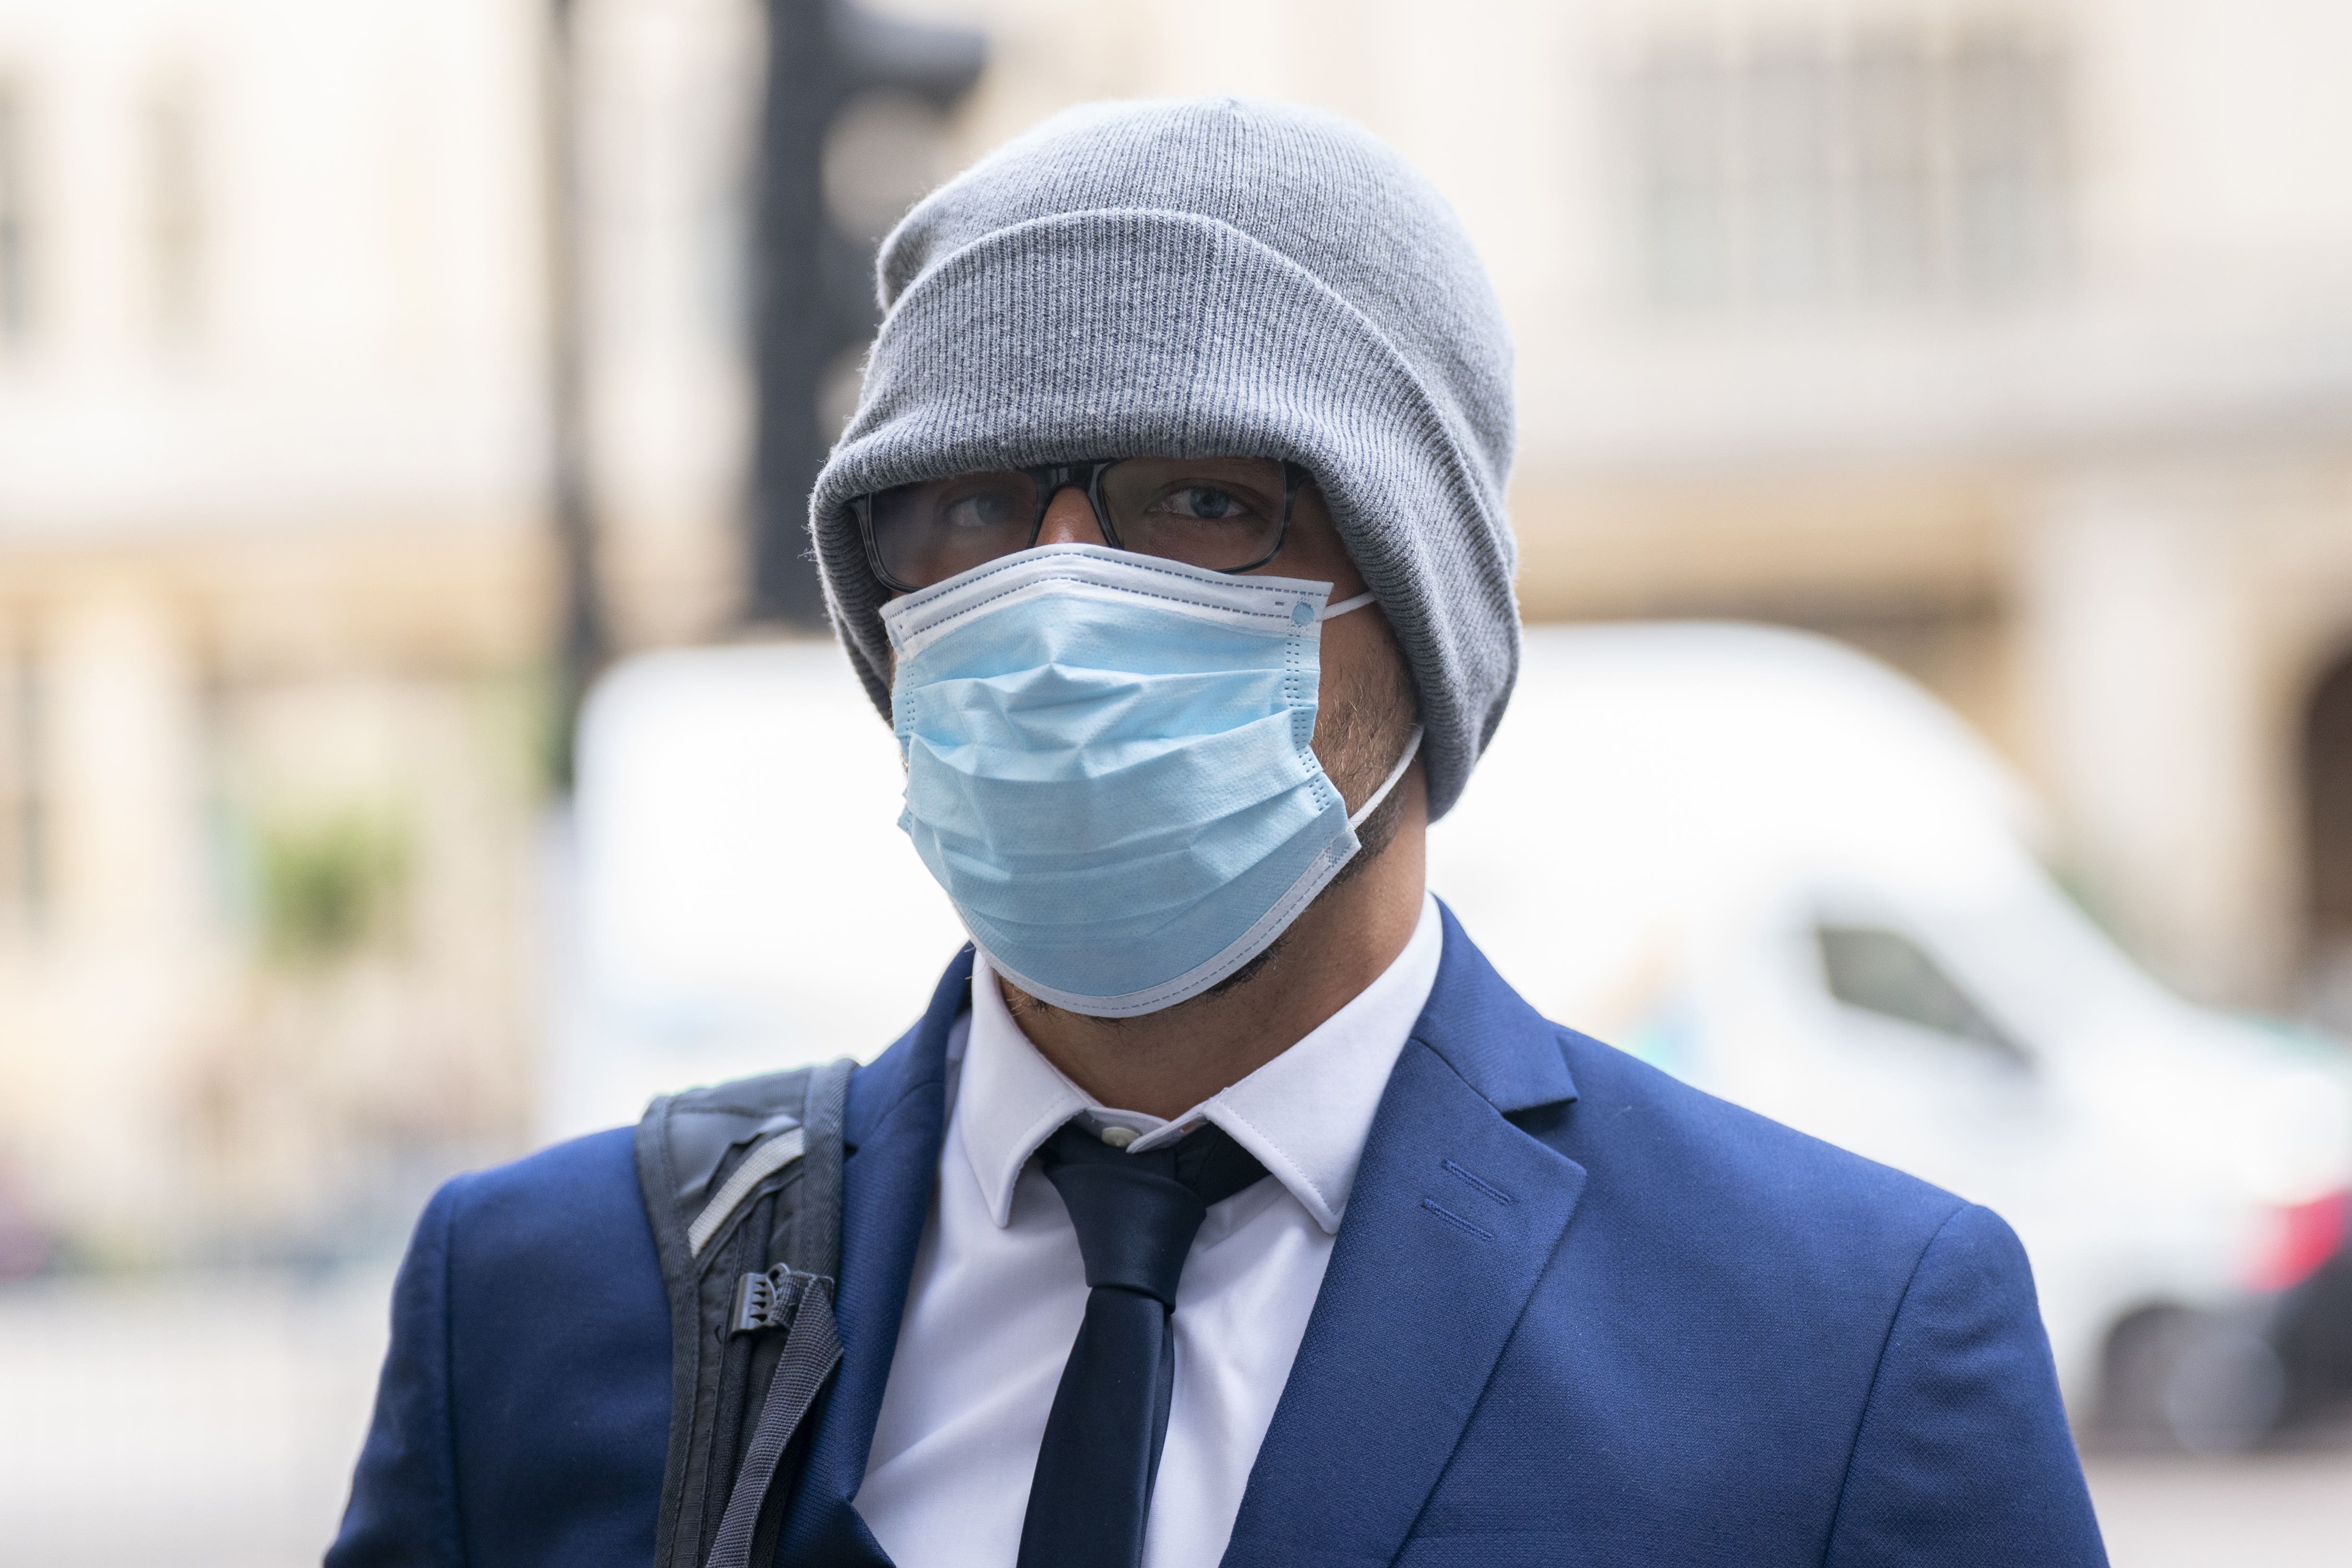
1432,623,2352,1445
558,624,2352,1445
553,640,970,1143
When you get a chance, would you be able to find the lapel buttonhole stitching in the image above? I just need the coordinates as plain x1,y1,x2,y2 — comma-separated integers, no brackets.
1440,1159,1513,1206
1419,1198,1494,1240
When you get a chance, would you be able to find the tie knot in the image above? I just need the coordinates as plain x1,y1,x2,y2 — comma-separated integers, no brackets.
1039,1121,1268,1307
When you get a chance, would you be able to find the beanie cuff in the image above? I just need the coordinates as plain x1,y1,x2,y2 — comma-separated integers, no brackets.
810,208,1516,819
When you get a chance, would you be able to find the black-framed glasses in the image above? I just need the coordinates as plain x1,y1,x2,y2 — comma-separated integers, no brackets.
856,457,1304,593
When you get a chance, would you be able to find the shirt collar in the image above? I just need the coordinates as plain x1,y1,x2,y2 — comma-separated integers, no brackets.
954,892,1444,1234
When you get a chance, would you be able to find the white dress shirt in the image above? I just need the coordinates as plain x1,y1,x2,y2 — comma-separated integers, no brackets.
854,892,1444,1568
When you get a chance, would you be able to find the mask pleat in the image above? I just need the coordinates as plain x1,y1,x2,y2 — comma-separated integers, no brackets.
881,544,1369,1014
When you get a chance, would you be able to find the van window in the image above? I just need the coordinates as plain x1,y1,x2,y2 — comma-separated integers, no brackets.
1815,924,2030,1066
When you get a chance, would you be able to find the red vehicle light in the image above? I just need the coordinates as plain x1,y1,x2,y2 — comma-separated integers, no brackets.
2247,1191,2351,1293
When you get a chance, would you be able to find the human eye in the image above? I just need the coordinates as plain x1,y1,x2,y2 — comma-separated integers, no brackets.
1144,477,1276,531
1100,458,1288,565
1165,485,1251,521
934,480,1027,532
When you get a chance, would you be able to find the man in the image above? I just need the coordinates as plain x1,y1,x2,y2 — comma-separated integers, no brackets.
331,98,2108,1567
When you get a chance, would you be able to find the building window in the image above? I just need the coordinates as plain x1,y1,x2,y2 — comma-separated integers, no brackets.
1623,22,2068,313
0,638,47,929
143,80,204,348
0,80,29,346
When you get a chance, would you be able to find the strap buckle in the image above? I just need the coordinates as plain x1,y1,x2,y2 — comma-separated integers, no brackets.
729,1265,830,1337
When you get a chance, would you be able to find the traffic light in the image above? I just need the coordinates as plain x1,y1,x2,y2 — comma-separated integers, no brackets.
749,0,985,627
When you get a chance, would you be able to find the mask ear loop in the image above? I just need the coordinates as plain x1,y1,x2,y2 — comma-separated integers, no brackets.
1323,590,1378,619
1346,725,1423,831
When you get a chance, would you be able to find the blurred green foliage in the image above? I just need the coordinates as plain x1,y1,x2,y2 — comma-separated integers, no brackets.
255,809,411,965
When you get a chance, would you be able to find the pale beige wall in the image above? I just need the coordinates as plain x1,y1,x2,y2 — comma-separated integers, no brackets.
0,0,553,1256
0,0,547,536
2014,460,2352,1002
0,521,549,1256
574,0,764,646
0,589,220,1250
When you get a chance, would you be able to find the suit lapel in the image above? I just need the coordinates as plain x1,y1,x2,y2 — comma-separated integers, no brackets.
1222,906,1585,1568
778,948,970,1565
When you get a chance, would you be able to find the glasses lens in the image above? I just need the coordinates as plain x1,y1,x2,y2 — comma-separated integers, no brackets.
869,470,1040,589
1099,458,1289,573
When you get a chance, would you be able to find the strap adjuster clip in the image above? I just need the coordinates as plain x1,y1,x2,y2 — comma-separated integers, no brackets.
729,1266,830,1337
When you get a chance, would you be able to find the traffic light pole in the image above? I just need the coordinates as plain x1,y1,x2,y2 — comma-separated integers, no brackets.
544,0,607,787
747,0,984,629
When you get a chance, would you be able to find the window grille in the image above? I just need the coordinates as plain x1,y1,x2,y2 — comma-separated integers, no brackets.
1624,23,2068,312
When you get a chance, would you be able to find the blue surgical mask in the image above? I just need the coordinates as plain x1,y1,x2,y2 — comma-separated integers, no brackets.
881,544,1420,1017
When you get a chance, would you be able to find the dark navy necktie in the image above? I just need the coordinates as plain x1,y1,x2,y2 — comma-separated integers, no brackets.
1015,1119,1270,1568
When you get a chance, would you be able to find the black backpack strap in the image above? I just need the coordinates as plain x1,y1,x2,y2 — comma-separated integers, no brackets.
638,1057,855,1568
705,1054,850,1568
785,1056,850,1282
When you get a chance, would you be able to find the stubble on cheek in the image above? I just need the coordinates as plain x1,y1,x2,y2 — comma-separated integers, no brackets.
1313,622,1420,882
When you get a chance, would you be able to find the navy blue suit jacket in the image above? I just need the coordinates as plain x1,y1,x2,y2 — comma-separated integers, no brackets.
330,907,2106,1566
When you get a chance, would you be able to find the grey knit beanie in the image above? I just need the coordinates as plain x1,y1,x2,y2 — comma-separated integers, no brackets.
808,95,1518,819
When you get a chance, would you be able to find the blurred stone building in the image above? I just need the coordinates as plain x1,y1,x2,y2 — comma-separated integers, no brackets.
0,0,562,1261
4,0,2352,1258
